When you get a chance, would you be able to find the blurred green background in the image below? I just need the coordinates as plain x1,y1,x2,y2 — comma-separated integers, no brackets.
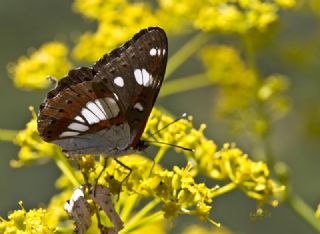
1,0,320,233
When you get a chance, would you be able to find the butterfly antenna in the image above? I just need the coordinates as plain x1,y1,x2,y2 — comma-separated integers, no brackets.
148,113,188,139
144,140,194,152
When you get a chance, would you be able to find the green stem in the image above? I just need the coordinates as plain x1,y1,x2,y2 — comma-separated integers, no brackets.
121,210,163,234
211,182,237,198
125,199,160,228
242,33,259,78
120,194,140,222
159,73,211,98
54,152,80,187
287,194,320,232
154,147,168,164
261,112,320,232
165,32,209,79
0,129,18,141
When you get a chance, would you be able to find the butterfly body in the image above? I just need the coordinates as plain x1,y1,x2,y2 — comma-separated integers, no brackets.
37,27,167,158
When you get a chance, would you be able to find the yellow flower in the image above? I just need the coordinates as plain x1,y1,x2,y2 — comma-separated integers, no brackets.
73,2,158,62
201,45,290,135
158,0,296,33
8,42,71,90
0,202,55,234
73,0,127,20
182,225,232,234
12,107,61,167
275,0,296,8
145,109,284,203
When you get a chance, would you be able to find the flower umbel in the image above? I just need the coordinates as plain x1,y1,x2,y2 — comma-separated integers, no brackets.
0,202,55,234
8,42,72,90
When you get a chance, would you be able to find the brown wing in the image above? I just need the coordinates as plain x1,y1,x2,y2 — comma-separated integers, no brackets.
38,81,123,142
38,27,167,152
93,27,168,147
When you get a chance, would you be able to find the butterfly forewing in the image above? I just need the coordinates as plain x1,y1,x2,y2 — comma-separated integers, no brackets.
38,27,167,155
94,27,168,146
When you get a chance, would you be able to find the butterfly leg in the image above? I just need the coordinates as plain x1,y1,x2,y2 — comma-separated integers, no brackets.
113,158,132,200
94,157,108,195
148,158,156,177
77,160,91,193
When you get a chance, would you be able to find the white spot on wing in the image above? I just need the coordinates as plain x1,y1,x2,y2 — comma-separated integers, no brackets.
113,93,119,101
142,69,153,86
81,108,100,124
134,69,143,85
59,131,80,138
157,49,161,56
150,48,157,56
64,188,84,213
68,122,89,132
75,116,85,123
134,102,144,112
86,102,106,120
104,97,119,117
162,49,166,55
114,77,124,87
94,99,108,117
134,68,152,87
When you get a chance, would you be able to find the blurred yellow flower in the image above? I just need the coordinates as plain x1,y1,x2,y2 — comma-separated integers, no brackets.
182,225,232,234
73,2,158,62
316,204,320,219
12,107,61,167
158,0,296,33
200,45,290,135
8,42,72,90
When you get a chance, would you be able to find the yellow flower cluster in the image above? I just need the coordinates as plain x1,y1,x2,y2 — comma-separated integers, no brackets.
158,0,296,34
144,108,284,203
8,42,72,90
200,45,257,126
0,202,55,234
9,107,283,231
12,107,61,167
96,156,216,222
73,0,158,62
200,45,290,135
212,144,284,202
144,108,217,162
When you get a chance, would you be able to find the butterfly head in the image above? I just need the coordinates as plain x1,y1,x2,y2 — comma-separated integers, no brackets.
133,140,150,152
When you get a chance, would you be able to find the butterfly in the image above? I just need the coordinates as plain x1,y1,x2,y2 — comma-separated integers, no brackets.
37,27,168,158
